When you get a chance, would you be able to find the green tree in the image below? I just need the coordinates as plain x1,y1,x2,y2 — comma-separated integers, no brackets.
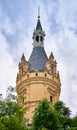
32,98,62,130
0,86,26,119
0,121,5,130
1,115,27,130
0,86,27,130
68,116,77,130
54,101,71,130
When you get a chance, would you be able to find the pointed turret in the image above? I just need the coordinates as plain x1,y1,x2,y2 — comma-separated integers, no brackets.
29,7,48,71
49,52,54,60
21,53,25,63
32,7,45,48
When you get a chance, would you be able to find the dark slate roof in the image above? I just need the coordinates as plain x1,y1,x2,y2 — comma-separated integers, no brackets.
36,19,42,30
29,46,48,71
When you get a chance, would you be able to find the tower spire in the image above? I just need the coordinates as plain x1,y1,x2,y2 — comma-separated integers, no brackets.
32,7,45,48
38,6,40,19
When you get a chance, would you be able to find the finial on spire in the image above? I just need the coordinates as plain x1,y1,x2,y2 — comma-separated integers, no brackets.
38,6,40,19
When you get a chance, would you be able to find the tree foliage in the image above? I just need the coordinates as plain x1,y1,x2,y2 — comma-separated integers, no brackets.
0,86,27,130
68,116,77,130
1,115,27,130
32,99,62,130
54,101,71,129
32,99,77,130
0,86,26,119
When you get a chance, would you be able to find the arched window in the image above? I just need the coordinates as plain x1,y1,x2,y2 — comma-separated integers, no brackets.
36,73,38,77
49,66,53,72
36,35,39,42
40,36,43,42
27,74,29,78
22,66,23,73
45,73,47,77
23,94,24,104
50,96,52,103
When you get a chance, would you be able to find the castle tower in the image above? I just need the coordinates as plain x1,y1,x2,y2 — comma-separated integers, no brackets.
16,9,61,123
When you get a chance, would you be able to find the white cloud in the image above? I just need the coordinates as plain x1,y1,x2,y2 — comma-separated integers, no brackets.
0,33,17,96
1,17,15,35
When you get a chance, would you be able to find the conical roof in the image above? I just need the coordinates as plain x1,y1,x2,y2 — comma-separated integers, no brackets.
36,19,42,30
29,46,48,71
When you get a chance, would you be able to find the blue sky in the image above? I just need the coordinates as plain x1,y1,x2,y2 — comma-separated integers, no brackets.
0,0,77,116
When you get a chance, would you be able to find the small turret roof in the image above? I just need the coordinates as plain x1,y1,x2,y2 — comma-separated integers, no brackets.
21,53,25,62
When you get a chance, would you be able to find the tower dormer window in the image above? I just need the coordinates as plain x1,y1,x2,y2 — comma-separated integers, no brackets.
36,35,39,42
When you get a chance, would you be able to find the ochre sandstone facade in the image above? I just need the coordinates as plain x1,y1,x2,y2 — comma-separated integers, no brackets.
16,10,61,123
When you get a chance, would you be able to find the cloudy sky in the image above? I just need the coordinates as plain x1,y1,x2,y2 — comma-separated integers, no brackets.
0,0,77,116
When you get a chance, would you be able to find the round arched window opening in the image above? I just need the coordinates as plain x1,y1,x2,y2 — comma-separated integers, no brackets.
36,35,39,42
40,36,43,42
49,66,53,72
50,96,52,103
45,73,47,77
36,73,38,77
27,74,29,78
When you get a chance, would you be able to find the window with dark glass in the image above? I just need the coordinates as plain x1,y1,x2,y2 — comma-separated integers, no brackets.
50,96,52,103
36,73,38,77
45,73,47,77
36,35,39,42
23,95,24,104
27,74,29,78
40,36,43,42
